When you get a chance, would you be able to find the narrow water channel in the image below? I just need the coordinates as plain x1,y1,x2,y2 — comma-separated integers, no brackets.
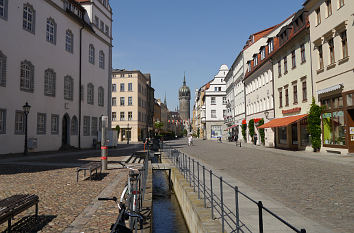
152,170,189,233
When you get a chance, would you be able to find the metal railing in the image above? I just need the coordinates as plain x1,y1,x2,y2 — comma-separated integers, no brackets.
163,143,306,233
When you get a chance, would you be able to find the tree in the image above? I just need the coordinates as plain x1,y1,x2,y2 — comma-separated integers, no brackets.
258,118,265,144
242,124,247,141
115,125,120,140
248,119,255,141
154,121,164,135
308,97,323,151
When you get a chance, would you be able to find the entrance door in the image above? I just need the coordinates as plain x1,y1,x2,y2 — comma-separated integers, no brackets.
62,114,70,146
347,109,354,153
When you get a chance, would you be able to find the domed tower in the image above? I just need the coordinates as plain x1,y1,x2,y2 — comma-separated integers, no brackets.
179,74,191,121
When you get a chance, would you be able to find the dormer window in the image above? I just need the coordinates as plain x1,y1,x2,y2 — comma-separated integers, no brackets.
247,61,252,72
268,38,274,53
260,47,266,60
253,55,258,66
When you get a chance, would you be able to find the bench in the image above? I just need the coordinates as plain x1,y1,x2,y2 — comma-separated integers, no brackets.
76,162,102,182
0,194,39,233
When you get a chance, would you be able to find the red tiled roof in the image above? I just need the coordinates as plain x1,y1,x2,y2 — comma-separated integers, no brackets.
258,114,307,129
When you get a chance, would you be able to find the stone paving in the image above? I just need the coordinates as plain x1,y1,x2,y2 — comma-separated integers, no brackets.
166,139,354,233
0,144,142,233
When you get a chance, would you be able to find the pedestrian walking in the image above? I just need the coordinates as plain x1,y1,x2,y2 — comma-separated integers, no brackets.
254,134,258,145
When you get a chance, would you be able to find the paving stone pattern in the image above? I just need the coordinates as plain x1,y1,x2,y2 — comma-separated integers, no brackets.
169,139,354,233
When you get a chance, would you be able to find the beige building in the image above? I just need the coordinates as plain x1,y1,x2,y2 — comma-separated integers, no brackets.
304,0,353,154
111,69,152,142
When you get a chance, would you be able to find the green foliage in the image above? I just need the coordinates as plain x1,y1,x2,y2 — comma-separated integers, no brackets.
241,124,247,141
308,97,323,151
258,118,265,144
115,125,120,137
197,128,200,138
248,119,255,141
154,121,164,130
183,129,188,136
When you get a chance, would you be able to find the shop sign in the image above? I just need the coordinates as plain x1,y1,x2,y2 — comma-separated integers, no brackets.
282,107,301,114
350,127,354,135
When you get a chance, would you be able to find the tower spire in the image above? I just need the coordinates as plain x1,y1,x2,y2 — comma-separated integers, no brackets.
164,92,167,105
183,72,186,85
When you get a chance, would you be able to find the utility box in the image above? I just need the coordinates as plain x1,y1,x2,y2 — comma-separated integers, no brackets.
28,138,37,149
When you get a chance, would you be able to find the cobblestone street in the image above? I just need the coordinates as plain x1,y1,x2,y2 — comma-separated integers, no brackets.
168,139,354,233
0,144,142,233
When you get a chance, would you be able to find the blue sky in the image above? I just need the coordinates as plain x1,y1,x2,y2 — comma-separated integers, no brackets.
110,0,304,111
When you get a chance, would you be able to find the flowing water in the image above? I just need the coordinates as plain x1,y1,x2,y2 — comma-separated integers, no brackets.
152,170,189,233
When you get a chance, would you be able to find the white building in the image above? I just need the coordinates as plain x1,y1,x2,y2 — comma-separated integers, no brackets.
0,0,112,154
204,65,228,140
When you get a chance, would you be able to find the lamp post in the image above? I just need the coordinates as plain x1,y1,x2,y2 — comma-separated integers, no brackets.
22,102,31,155
127,123,130,144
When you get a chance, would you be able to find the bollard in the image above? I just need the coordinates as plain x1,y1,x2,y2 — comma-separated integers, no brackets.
197,161,200,199
203,166,206,207
210,170,214,219
235,186,240,233
220,176,224,233
192,159,195,192
258,201,264,233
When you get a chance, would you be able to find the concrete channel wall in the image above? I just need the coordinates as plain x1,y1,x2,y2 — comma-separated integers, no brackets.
161,155,224,233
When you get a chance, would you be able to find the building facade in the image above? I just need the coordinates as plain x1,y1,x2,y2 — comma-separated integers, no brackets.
111,69,152,142
304,0,353,154
0,0,112,154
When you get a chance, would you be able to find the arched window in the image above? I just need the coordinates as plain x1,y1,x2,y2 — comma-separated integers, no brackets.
71,115,78,135
64,75,73,100
46,18,56,44
98,86,104,106
0,51,6,87
87,83,94,104
89,44,95,64
20,60,34,92
44,69,56,96
266,97,270,109
99,50,105,69
23,3,35,33
65,29,73,53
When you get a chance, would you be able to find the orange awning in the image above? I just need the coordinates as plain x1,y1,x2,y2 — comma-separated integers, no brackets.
258,114,308,129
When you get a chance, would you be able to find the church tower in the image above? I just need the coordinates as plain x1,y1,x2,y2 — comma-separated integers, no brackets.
179,74,191,121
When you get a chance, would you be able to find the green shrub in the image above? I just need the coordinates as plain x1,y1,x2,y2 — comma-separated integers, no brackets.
258,118,265,144
242,124,247,141
308,97,323,151
248,119,255,141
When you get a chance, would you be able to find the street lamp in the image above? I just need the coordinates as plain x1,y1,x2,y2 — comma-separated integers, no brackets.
127,123,130,144
22,102,31,155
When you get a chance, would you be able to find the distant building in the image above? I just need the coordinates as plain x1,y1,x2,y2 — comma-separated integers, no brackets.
179,75,191,121
0,0,112,154
111,69,153,142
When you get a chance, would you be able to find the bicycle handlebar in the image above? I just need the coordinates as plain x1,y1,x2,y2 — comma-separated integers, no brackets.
98,197,117,202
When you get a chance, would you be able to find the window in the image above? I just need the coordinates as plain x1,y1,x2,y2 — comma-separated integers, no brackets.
128,112,132,121
341,31,348,58
91,117,98,136
291,50,296,68
248,61,252,72
318,45,324,69
51,114,59,134
211,97,216,105
105,25,109,35
65,30,73,53
64,75,73,100
268,38,274,53
0,51,6,87
120,97,125,106
120,112,125,121
211,125,222,138
128,83,132,91
80,85,84,102
326,0,332,17
0,109,6,134
302,81,307,101
112,97,116,106
37,113,46,135
20,60,34,92
15,111,25,134
87,83,94,104
98,87,104,106
316,8,321,25
279,127,287,144
83,116,90,136
138,97,141,107
46,18,56,44
89,44,95,64
120,83,125,92
0,0,8,20
71,116,78,135
128,97,132,106
99,51,105,69
293,84,298,104
279,90,283,107
94,16,99,26
278,61,281,77
339,0,344,8
261,47,265,60
112,84,116,92
329,38,335,64
112,112,116,121
23,4,35,33
283,56,288,73
253,55,258,66
100,20,104,31
223,97,227,104
44,69,56,97
211,110,216,118
285,88,289,106
300,44,306,63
